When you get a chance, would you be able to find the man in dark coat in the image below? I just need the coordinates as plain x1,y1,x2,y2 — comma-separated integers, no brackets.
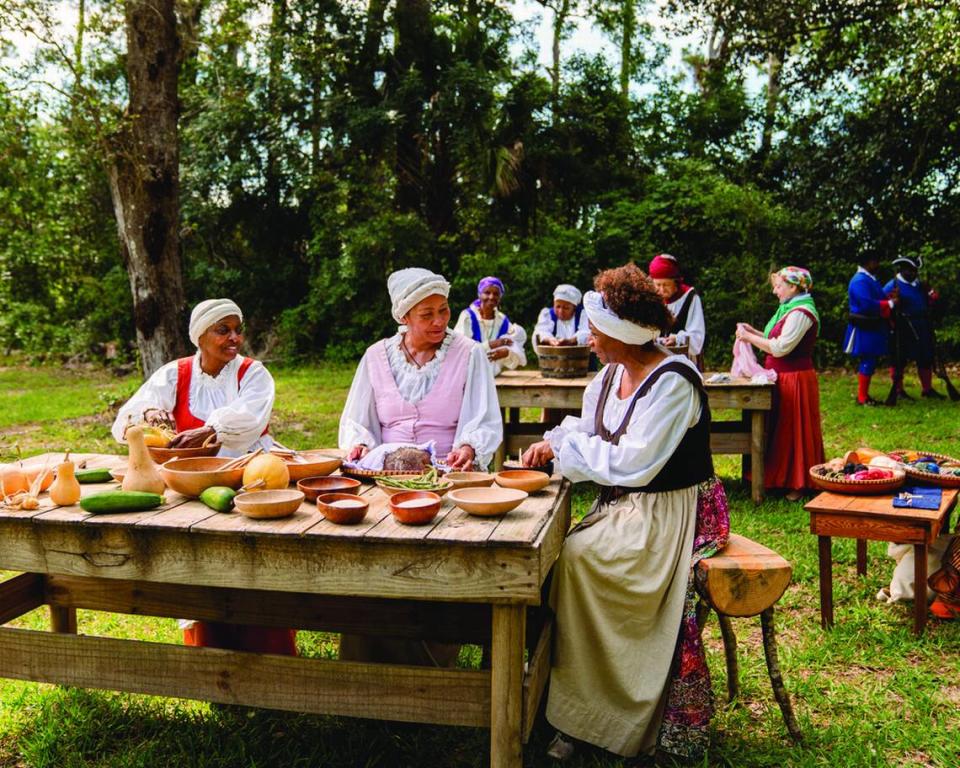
843,251,898,405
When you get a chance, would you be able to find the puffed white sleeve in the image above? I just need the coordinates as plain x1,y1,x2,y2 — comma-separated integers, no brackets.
543,366,605,452
534,307,555,343
338,352,383,450
574,310,591,345
205,361,275,453
453,309,483,346
452,343,504,470
502,321,527,369
675,294,706,356
767,311,814,357
111,361,179,443
553,372,700,486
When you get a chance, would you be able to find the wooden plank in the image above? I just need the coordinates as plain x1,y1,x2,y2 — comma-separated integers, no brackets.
303,490,393,538
45,575,493,642
535,483,572,589
490,604,525,768
189,501,326,537
0,627,491,728
0,573,44,625
522,617,552,743
696,534,792,617
362,498,455,542
488,479,561,546
809,514,929,544
136,502,220,529
703,388,773,410
497,388,584,410
83,491,192,527
709,432,751,455
426,505,499,544
751,410,765,504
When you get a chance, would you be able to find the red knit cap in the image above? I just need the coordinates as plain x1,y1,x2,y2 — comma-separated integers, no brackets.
648,253,681,279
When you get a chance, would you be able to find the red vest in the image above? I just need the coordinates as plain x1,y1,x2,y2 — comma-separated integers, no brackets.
172,356,261,432
764,308,817,374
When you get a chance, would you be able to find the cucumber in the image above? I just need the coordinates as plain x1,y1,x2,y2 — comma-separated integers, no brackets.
75,468,115,484
80,491,165,514
199,486,236,513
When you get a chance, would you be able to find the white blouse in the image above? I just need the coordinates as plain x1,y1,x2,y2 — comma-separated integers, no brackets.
662,289,705,357
453,308,527,376
338,331,503,470
768,308,815,358
533,307,590,346
545,357,702,487
111,353,275,457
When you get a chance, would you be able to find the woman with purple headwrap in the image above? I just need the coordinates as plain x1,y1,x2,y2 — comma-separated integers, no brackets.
453,276,528,375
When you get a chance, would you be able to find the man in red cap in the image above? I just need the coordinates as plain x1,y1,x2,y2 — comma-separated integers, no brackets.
648,253,705,369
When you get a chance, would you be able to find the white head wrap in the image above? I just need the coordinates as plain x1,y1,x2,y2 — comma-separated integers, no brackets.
583,290,659,346
553,284,582,306
388,268,450,324
188,299,244,347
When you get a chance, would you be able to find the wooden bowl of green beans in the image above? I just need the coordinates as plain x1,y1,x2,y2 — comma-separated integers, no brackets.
374,468,453,498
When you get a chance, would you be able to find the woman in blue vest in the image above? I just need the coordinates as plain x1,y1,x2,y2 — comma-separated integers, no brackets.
453,276,527,375
843,251,898,405
533,284,589,346
883,256,944,399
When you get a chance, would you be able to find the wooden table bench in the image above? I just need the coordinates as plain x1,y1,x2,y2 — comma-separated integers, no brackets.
494,370,773,502
0,453,571,768
805,488,957,635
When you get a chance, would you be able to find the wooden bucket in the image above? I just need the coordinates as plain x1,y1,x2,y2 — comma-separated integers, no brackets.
536,345,591,378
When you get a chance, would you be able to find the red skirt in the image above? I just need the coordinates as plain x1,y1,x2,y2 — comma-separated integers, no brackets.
765,369,825,492
184,621,297,655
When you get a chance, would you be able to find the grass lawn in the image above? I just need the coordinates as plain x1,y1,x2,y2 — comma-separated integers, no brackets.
1,363,959,767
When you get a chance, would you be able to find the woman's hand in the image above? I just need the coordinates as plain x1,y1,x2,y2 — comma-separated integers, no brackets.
659,334,677,347
167,425,217,448
487,347,510,361
489,337,511,350
446,444,476,471
347,444,369,462
523,441,555,468
142,408,175,430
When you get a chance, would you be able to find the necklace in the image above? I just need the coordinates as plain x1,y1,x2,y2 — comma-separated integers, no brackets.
401,335,435,369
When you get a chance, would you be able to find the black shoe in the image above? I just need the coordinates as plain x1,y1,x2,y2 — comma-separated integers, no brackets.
922,389,946,399
897,390,914,401
857,397,883,406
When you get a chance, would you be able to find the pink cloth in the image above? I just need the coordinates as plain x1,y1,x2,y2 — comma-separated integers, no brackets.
731,339,776,382
367,334,472,457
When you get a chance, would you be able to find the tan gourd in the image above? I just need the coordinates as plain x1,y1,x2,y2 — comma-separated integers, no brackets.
122,426,166,495
242,453,290,491
49,455,82,506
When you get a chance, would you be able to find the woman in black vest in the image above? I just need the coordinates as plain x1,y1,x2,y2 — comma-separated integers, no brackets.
524,263,726,763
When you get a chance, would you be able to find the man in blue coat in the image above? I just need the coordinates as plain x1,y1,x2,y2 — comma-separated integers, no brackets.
884,255,943,399
843,251,898,405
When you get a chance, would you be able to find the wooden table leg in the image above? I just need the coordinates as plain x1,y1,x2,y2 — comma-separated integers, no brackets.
750,410,765,503
495,409,507,470
913,542,928,636
856,539,867,576
50,606,77,634
818,536,833,629
491,604,524,768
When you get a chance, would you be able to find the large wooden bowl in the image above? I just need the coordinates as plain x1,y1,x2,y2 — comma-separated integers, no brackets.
280,451,343,482
887,450,960,488
808,465,905,495
316,493,369,525
376,476,452,498
147,443,222,464
388,491,442,525
444,471,496,490
448,487,528,517
495,470,551,493
297,476,361,502
234,489,304,519
159,457,244,497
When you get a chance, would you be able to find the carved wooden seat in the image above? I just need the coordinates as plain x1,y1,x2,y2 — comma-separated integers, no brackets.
695,533,802,742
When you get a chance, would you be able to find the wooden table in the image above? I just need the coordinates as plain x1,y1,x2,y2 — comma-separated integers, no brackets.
0,453,571,768
805,488,957,635
495,370,774,502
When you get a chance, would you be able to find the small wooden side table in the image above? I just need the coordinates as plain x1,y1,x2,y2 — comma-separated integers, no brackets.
805,488,957,635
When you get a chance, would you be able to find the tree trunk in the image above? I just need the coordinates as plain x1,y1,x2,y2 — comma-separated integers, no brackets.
550,0,571,105
106,0,186,377
619,0,635,97
760,50,783,159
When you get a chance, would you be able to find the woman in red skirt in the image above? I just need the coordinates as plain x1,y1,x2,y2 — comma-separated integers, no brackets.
736,267,825,500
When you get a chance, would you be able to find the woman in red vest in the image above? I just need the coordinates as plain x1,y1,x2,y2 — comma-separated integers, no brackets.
736,267,825,500
111,298,294,654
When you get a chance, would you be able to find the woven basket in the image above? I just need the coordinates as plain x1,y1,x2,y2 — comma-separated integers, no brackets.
887,450,960,488
341,464,448,482
809,465,906,495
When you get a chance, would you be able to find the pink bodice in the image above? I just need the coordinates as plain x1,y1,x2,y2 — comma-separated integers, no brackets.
367,334,472,457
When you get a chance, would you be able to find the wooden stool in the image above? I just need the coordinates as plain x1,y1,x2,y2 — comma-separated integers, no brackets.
695,533,802,742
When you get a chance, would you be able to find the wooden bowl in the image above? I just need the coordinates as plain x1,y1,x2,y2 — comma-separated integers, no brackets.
503,459,554,476
159,457,244,497
280,451,343,482
887,450,960,488
147,443,222,464
495,470,551,494
444,471,496,490
388,491,442,525
808,464,906,495
297,475,361,502
448,487,528,517
233,489,305,519
316,492,369,525
376,476,452,498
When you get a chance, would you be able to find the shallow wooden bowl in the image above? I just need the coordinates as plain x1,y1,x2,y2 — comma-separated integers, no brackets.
159,457,244,497
495,469,551,493
281,451,343,482
234,489,305,519
444,471,496,490
502,459,554,476
376,475,452,498
808,465,905,495
447,487,528,517
147,443,222,464
297,475,361,502
316,492,369,525
388,490,442,525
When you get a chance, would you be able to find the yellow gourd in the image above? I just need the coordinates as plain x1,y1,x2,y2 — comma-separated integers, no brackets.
123,426,166,495
242,454,290,491
49,457,82,506
1,464,29,497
